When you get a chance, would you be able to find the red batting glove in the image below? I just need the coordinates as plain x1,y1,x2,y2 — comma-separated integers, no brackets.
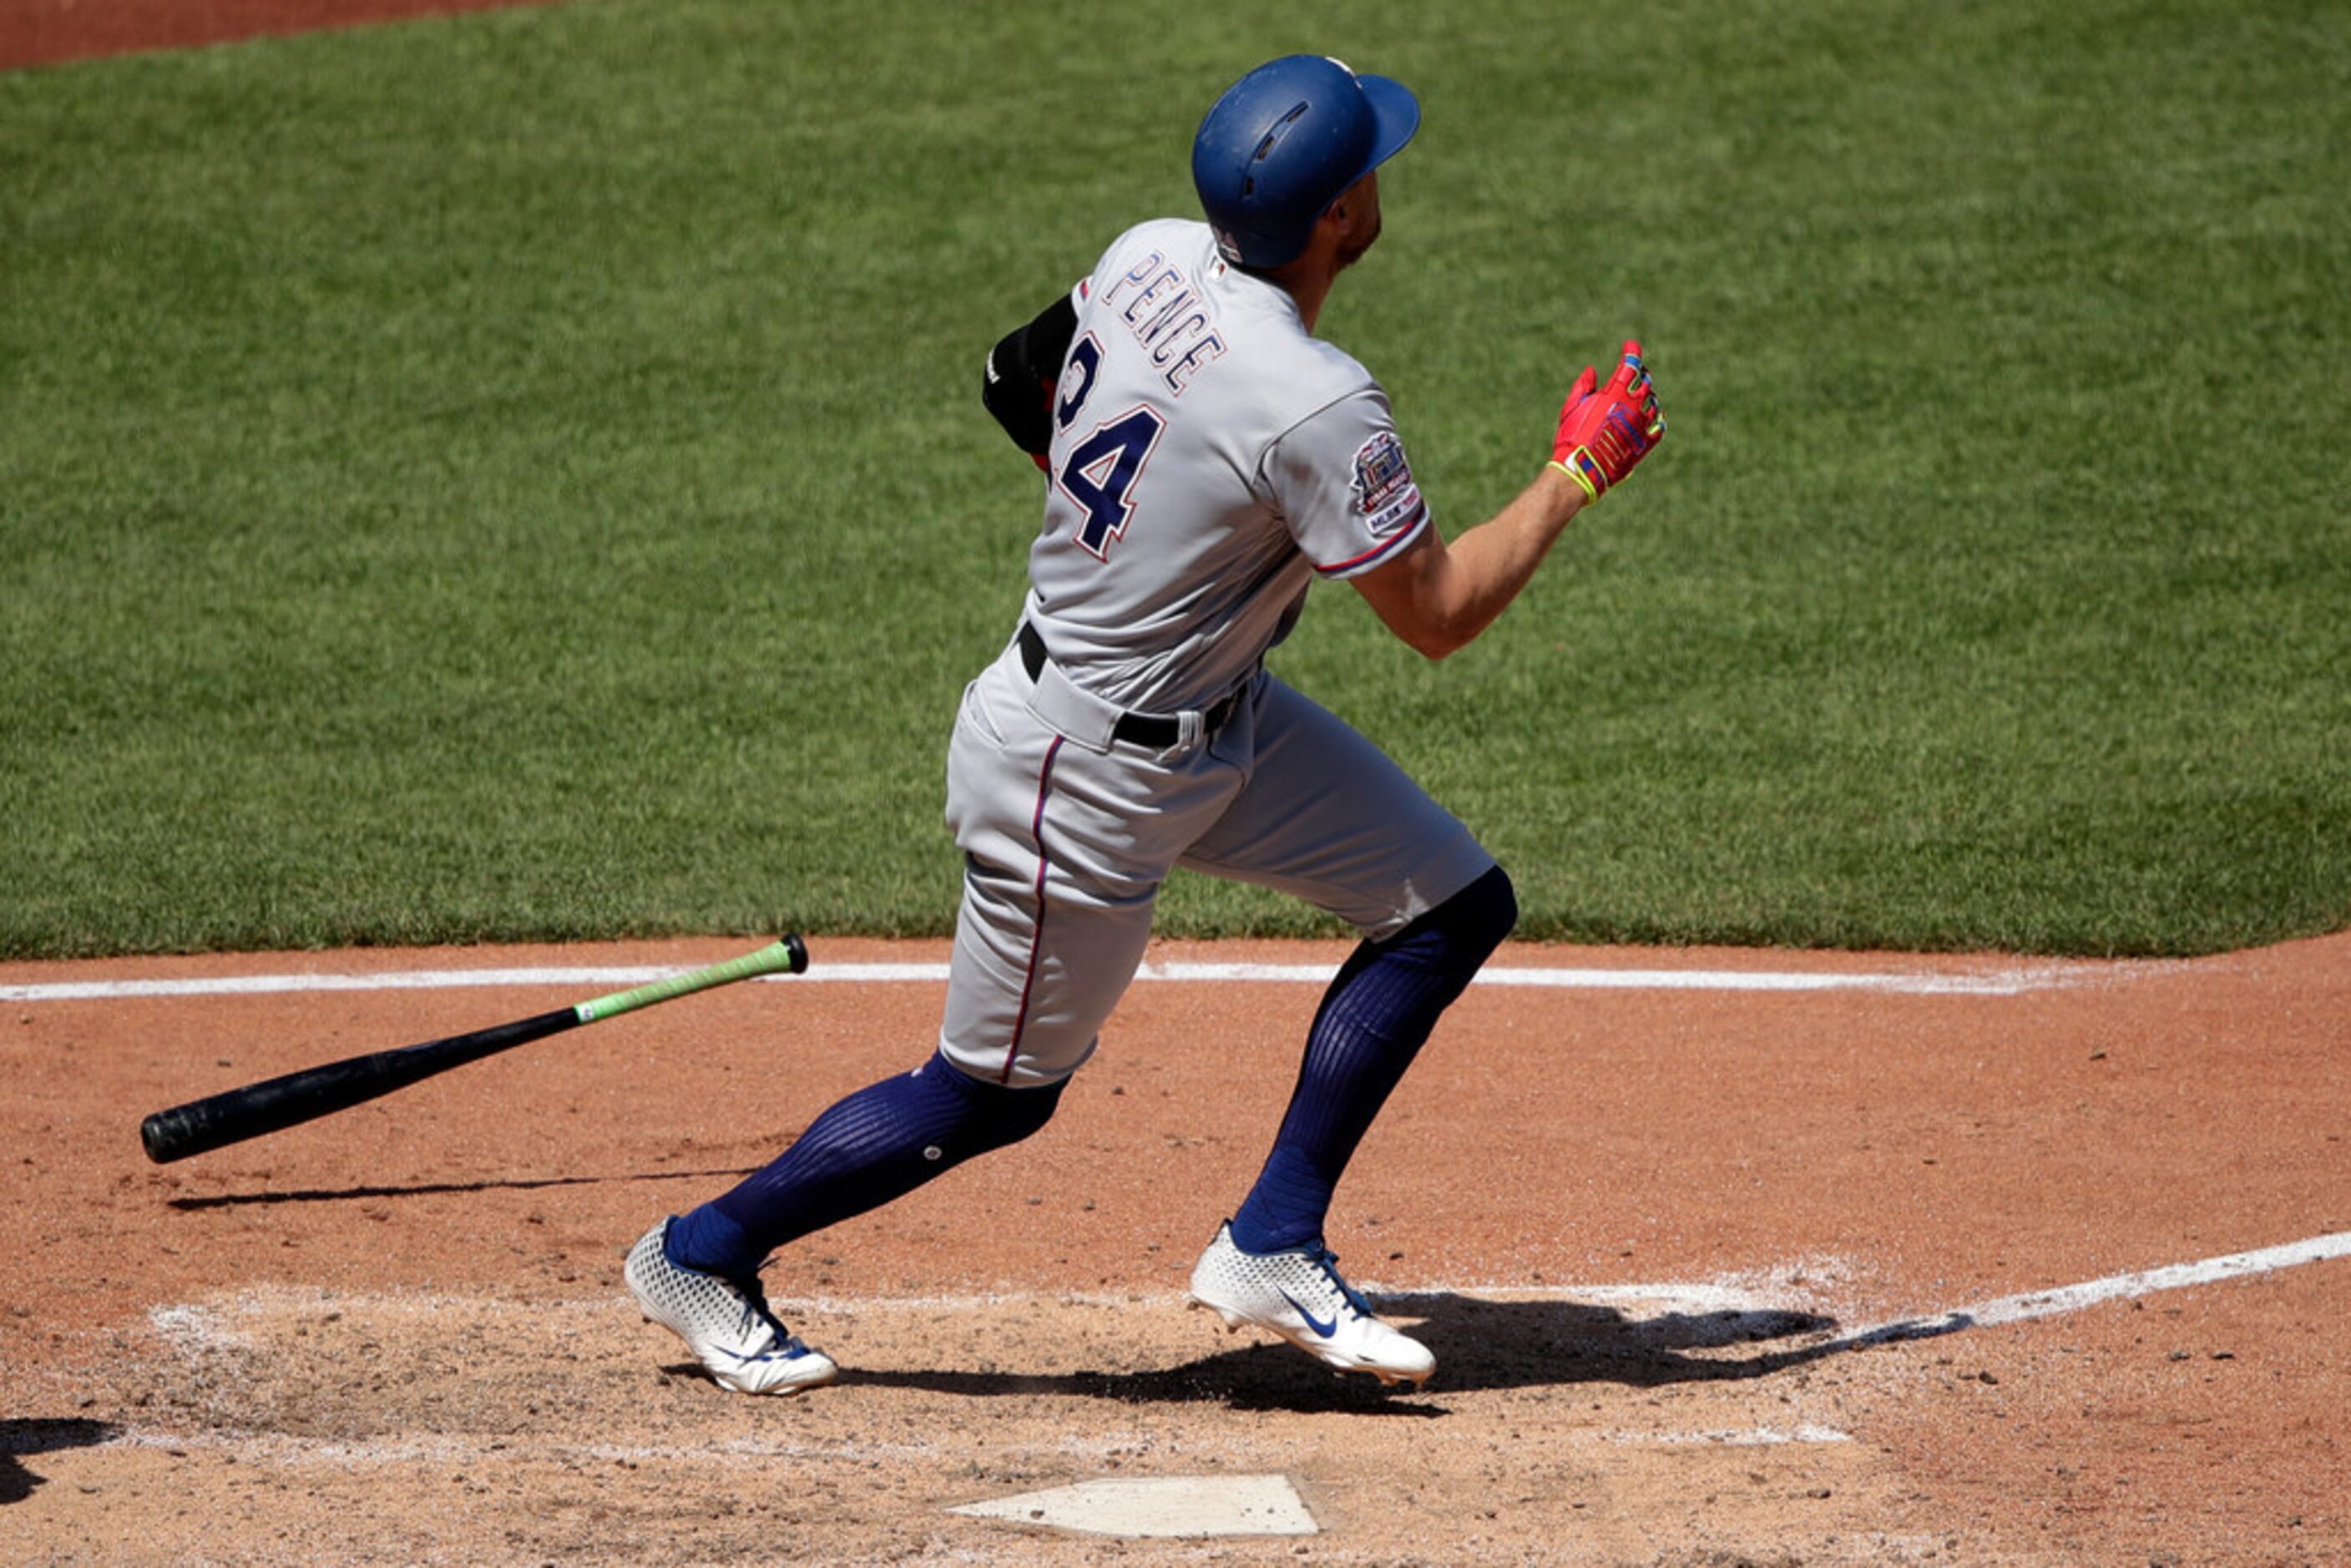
1551,341,1666,503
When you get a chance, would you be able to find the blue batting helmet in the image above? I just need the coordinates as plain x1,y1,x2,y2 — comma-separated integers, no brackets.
1191,55,1421,270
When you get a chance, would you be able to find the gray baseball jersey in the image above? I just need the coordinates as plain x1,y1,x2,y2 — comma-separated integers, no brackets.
1024,219,1432,712
938,218,1494,1088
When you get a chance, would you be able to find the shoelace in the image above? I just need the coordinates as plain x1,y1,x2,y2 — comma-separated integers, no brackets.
733,1278,795,1349
1305,1247,1374,1323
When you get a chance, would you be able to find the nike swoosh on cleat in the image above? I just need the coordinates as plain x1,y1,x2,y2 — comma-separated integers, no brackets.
1279,1292,1337,1338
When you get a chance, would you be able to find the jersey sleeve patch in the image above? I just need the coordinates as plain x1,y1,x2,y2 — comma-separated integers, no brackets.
1349,430,1423,540
1314,502,1429,578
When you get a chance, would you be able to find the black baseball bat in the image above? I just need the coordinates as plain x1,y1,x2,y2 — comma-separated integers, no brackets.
138,935,807,1164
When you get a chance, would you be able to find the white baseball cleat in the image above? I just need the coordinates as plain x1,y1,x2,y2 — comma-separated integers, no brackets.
624,1220,838,1395
1188,1221,1435,1387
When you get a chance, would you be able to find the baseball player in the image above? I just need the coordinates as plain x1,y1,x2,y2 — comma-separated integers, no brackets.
624,54,1665,1393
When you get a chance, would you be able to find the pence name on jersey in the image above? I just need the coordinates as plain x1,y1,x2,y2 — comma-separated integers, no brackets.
1027,218,1430,715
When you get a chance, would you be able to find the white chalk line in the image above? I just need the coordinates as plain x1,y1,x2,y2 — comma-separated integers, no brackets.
92,1425,935,1468
88,1228,2349,1467
90,1420,1858,1468
0,958,2073,1004
1600,1424,1854,1447
1830,1228,2351,1349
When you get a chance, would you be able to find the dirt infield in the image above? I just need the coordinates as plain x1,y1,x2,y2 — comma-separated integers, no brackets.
4,933,2348,1563
9,8,2349,1562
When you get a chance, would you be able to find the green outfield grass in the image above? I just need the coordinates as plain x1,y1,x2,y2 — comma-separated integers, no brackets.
3,0,2345,958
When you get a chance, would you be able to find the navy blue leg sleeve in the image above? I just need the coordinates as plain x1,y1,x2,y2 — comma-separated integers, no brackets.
668,1051,1064,1278
1228,864,1518,1255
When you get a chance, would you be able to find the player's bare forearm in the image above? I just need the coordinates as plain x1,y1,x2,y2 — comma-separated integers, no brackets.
1357,342,1667,660
1352,465,1585,660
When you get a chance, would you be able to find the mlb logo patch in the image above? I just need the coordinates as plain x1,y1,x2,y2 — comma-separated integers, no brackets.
1351,431,1419,534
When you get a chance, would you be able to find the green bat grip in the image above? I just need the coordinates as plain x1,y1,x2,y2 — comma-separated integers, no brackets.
573,933,809,1024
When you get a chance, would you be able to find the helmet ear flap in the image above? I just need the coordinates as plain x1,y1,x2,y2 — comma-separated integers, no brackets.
1192,56,1419,270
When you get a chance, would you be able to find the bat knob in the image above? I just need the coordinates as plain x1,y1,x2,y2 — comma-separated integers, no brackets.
140,1108,190,1164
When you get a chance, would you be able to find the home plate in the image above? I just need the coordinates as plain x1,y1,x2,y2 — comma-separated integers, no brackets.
948,1474,1318,1538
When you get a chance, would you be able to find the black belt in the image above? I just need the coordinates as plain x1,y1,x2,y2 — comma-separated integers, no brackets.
1018,621,1244,750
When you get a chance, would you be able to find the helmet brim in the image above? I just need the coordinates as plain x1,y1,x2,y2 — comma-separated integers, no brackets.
1357,73,1422,178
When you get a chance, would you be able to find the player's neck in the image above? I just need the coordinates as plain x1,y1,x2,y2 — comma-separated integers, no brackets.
1253,206,1364,334
1257,258,1341,335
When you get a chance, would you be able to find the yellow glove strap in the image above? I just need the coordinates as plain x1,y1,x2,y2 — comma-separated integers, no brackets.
1548,454,1601,504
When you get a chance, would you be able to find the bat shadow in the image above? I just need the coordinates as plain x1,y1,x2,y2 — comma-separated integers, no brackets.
165,1167,758,1210
1,1419,119,1506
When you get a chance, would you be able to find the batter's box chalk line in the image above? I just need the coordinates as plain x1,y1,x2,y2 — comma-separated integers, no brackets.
1823,1228,2351,1351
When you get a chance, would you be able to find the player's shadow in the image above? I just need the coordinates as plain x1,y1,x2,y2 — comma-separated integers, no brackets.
1,1419,119,1506
1381,1291,1968,1390
836,1292,1969,1412
817,1349,1451,1417
164,1167,758,1210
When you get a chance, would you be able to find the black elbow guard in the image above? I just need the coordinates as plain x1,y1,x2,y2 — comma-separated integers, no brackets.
982,293,1078,458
